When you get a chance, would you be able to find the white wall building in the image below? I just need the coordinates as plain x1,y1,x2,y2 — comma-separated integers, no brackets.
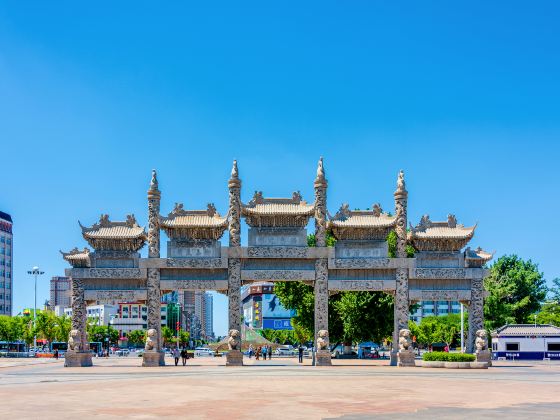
492,324,560,360
64,304,119,326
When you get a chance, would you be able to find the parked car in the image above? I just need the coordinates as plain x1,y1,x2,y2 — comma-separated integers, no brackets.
194,347,214,357
115,349,130,357
274,345,296,356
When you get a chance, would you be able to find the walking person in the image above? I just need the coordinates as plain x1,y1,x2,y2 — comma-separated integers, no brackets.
298,344,304,363
180,348,188,366
173,347,180,366
248,344,254,359
256,346,261,360
262,345,267,361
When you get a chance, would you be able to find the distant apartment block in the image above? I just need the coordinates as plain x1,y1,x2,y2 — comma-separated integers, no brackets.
0,211,13,316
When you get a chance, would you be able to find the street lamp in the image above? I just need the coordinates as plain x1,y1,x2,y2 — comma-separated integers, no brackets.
27,266,44,350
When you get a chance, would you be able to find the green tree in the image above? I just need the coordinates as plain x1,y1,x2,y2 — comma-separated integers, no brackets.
291,319,312,345
36,311,58,344
536,302,560,326
55,315,72,342
547,278,560,303
178,331,190,347
484,255,547,330
127,329,146,347
90,325,119,345
161,326,175,347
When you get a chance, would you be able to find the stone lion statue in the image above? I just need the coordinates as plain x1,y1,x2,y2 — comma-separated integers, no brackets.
398,329,412,351
68,329,82,352
145,328,156,351
317,329,329,351
228,329,240,351
475,329,488,352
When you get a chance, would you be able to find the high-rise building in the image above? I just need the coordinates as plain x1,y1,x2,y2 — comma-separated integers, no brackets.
179,290,214,340
203,293,214,339
49,276,72,310
0,211,13,316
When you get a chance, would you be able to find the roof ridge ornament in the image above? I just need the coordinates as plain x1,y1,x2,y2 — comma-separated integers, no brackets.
333,203,351,221
207,203,217,217
316,157,325,180
372,203,382,217
126,214,138,227
292,191,302,203
447,214,457,228
99,214,110,227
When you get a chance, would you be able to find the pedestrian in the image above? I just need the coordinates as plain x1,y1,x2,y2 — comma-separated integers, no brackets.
256,346,261,360
173,347,180,366
248,344,254,359
298,345,304,363
54,349,59,360
180,348,188,366
262,345,268,360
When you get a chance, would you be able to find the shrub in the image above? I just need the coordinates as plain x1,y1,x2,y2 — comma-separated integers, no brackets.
422,352,475,362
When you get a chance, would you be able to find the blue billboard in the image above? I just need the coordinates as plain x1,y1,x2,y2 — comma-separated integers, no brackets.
262,294,295,319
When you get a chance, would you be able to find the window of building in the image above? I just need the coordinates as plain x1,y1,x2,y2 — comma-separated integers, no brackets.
132,306,139,318
6,239,11,245
6,272,10,278
492,342,497,351
506,343,520,351
6,247,10,256
547,343,560,351
122,306,129,319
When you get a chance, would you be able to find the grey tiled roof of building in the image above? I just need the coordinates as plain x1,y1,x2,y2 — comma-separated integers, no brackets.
494,324,560,336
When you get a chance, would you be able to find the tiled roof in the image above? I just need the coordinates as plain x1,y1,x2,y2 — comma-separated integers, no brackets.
328,204,396,228
161,203,227,228
242,191,315,216
409,214,476,240
465,247,494,261
61,247,91,267
495,324,560,336
80,214,146,239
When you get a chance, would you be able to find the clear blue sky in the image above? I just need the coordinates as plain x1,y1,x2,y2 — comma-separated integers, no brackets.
1,2,559,336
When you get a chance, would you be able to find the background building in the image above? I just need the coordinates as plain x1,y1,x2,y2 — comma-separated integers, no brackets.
410,300,462,323
179,290,214,340
0,211,13,316
242,282,295,330
49,276,71,310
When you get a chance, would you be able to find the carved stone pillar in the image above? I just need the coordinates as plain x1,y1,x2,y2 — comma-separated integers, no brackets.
144,170,165,366
467,277,484,353
313,158,331,366
314,258,331,365
392,170,409,366
143,268,165,366
65,277,92,367
227,160,243,366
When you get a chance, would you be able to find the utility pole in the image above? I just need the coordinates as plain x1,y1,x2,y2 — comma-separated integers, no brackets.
27,266,44,350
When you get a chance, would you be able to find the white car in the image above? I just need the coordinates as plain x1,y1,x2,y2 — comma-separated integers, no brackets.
194,347,214,357
274,345,296,356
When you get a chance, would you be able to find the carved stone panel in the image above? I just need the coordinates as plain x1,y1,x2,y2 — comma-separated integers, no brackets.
314,258,329,338
160,279,228,291
71,268,146,279
166,258,225,268
329,280,396,292
84,289,147,303
413,268,466,279
241,270,315,281
468,277,484,353
146,268,162,351
247,247,311,258
332,258,391,269
228,258,242,333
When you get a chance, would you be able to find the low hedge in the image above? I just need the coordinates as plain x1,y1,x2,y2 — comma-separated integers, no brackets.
422,352,475,362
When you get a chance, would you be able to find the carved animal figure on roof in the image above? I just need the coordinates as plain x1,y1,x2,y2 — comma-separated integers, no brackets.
317,329,329,350
145,328,157,351
228,329,240,351
399,329,412,351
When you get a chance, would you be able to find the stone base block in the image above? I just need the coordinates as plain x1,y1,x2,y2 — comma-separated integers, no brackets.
315,350,332,366
476,350,492,366
226,350,243,366
64,351,93,367
389,351,398,366
142,351,165,367
398,350,416,367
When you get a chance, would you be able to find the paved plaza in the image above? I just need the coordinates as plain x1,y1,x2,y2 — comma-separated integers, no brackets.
1,357,560,419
